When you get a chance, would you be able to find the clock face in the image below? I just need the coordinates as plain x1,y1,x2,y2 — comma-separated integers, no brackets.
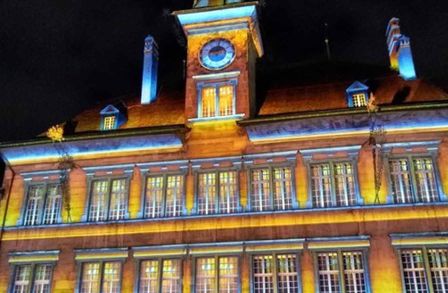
200,39,236,70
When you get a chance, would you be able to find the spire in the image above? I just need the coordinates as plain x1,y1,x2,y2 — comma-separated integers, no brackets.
386,18,417,80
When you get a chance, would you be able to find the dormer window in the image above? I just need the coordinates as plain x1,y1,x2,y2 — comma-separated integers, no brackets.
198,80,236,119
100,104,127,131
346,81,369,108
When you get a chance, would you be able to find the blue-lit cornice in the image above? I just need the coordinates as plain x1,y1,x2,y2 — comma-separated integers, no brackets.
240,105,448,144
0,126,186,165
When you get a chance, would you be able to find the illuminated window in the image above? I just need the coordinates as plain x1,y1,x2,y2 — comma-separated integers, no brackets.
23,183,62,226
399,247,448,293
11,264,53,293
79,261,122,293
352,93,367,107
310,161,357,208
88,178,129,222
252,254,299,293
103,115,116,130
197,170,239,215
138,259,182,293
198,81,236,118
316,251,368,293
144,174,184,218
389,157,439,204
195,256,239,293
250,166,295,212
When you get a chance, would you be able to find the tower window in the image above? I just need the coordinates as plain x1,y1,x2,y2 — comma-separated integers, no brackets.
103,115,116,130
198,80,236,119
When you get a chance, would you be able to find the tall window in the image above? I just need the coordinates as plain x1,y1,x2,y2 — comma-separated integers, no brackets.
316,251,368,293
138,259,182,293
102,115,116,130
79,261,122,293
11,263,53,293
144,175,184,218
200,82,235,118
197,170,239,215
195,256,239,293
88,178,128,222
352,93,367,108
399,247,448,293
252,254,299,293
250,166,294,212
310,161,357,208
389,157,439,204
23,183,62,226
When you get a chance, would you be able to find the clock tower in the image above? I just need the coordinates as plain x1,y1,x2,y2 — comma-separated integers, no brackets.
174,1,264,122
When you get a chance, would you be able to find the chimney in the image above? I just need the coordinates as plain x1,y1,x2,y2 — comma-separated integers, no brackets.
386,18,417,80
141,35,159,104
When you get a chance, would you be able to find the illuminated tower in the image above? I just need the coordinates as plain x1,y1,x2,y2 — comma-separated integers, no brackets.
174,1,263,121
386,18,417,80
141,35,159,104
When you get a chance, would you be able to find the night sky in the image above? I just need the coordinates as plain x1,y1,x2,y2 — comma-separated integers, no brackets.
1,0,447,141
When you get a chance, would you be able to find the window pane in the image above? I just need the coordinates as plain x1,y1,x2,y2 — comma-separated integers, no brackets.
145,176,164,218
343,251,366,293
161,259,182,293
334,162,356,207
401,249,429,293
202,87,216,118
311,164,332,208
277,254,298,293
219,171,238,214
13,264,32,293
81,263,101,293
102,262,122,293
251,169,271,211
139,260,159,293
414,158,439,203
198,173,217,215
218,85,234,117
33,264,53,293
427,248,448,293
389,159,413,203
165,175,183,218
109,179,127,220
253,255,274,293
24,185,45,226
219,257,239,293
89,180,109,222
352,93,367,107
317,252,340,293
196,258,216,293
42,184,62,225
103,116,116,130
273,168,293,210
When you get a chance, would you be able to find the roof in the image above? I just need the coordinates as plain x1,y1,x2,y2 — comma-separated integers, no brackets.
71,61,448,133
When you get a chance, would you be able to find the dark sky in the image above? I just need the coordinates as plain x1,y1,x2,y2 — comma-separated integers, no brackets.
1,0,447,141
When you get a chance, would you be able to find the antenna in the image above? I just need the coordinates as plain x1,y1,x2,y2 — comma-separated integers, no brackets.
324,22,331,60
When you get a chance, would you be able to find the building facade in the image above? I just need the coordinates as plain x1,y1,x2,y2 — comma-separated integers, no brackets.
1,1,448,292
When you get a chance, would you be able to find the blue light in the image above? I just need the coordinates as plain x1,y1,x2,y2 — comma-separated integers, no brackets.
176,5,257,26
141,35,159,104
397,36,417,80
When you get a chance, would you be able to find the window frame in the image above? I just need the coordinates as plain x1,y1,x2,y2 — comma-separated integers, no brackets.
396,245,448,293
19,180,63,226
249,251,302,293
246,162,298,212
135,257,183,293
101,114,118,131
192,254,241,293
305,157,363,209
75,259,125,293
83,174,132,222
312,248,371,293
196,79,238,119
8,262,55,293
141,171,187,219
385,152,445,204
194,167,241,215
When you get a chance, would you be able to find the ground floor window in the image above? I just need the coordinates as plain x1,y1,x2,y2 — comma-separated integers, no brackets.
11,264,53,293
79,261,122,293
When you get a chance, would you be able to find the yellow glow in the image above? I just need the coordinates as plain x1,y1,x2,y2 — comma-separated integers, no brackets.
219,84,234,116
202,86,216,118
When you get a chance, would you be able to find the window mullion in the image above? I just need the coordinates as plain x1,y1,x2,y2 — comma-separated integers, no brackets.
99,261,105,293
269,167,275,210
408,157,419,203
216,171,220,214
106,179,113,221
337,250,346,293
422,247,435,293
272,253,278,293
215,86,220,117
329,163,337,207
39,183,50,225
